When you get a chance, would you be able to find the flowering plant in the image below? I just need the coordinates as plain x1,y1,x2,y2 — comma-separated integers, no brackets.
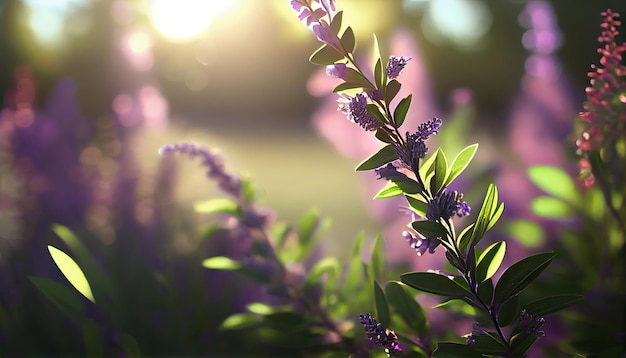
289,0,582,356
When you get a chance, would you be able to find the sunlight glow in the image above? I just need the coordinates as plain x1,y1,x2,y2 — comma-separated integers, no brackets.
422,0,491,48
24,0,87,44
150,0,237,41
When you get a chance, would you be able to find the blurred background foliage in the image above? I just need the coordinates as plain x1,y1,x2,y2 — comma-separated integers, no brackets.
0,0,624,356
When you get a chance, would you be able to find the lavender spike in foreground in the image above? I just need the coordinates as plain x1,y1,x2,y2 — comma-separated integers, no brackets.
359,313,402,354
159,143,242,199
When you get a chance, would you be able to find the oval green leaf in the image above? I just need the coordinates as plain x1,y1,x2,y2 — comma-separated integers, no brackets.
476,241,506,282
374,280,390,327
340,26,355,53
445,144,478,187
48,245,95,303
401,272,470,297
309,44,343,65
524,295,583,317
411,220,448,239
356,144,398,171
393,94,412,128
202,256,241,270
531,196,571,218
528,165,577,202
494,252,556,305
220,313,262,330
194,198,239,215
385,281,427,335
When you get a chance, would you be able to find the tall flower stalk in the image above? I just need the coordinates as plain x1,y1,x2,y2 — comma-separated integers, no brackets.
292,1,580,356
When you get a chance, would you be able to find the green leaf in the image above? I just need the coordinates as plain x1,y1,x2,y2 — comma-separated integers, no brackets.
332,82,364,92
121,334,141,358
375,128,394,143
48,245,95,303
505,220,544,248
374,280,390,327
385,79,401,104
329,11,343,35
511,333,537,356
528,166,577,202
374,181,403,199
433,342,484,357
391,175,423,195
524,295,583,317
494,252,556,305
28,276,84,318
406,195,427,217
470,184,499,247
374,58,383,91
264,311,307,330
343,233,366,295
309,44,343,66
297,208,326,261
356,144,398,171
431,148,448,195
418,151,437,184
471,334,508,355
305,257,340,288
457,223,475,255
486,202,505,231
497,294,520,326
82,320,104,358
411,220,447,239
370,234,385,281
445,144,478,187
476,241,506,282
367,103,387,124
385,281,428,335
202,256,241,270
393,95,412,128
476,278,494,306
401,272,470,297
194,198,239,215
247,302,276,315
340,26,355,53
220,313,263,330
530,196,572,218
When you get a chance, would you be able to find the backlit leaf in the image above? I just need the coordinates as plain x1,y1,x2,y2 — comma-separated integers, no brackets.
494,252,556,305
401,272,470,297
356,144,398,171
48,245,95,303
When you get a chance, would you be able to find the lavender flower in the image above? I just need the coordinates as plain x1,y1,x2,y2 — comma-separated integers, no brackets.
358,313,402,354
158,143,242,199
325,63,349,80
426,190,471,222
519,310,545,338
403,230,438,256
394,118,442,173
386,56,411,79
416,117,443,141
339,93,381,131
290,0,342,50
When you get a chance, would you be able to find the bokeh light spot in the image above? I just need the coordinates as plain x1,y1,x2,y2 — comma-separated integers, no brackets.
422,0,491,48
150,0,238,41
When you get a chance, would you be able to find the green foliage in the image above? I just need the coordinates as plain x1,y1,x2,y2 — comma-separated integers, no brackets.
47,245,95,303
493,252,556,305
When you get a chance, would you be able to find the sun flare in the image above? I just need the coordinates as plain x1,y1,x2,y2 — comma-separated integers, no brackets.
150,0,237,41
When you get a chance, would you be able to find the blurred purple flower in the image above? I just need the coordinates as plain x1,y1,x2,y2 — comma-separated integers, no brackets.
386,56,411,79
158,143,242,200
519,309,546,338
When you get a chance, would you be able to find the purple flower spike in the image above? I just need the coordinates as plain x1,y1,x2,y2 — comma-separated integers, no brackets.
386,56,411,79
325,63,349,80
339,93,381,131
416,117,442,140
159,143,242,200
375,163,403,180
358,313,402,354
519,310,546,338
426,190,470,222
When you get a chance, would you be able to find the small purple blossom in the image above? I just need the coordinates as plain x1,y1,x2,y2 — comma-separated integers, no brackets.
519,310,546,338
290,0,342,50
386,56,411,79
339,93,381,131
358,313,402,354
325,63,349,79
394,132,427,173
403,230,439,256
416,117,443,140
426,190,471,222
158,143,242,199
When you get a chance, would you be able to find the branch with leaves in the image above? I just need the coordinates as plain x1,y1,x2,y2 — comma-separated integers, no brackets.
291,1,581,356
